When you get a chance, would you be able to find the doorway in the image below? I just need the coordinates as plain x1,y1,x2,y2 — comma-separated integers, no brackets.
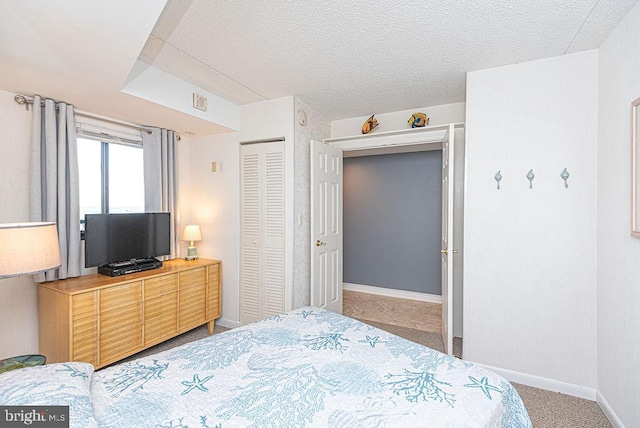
341,149,445,338
343,149,442,292
313,124,465,354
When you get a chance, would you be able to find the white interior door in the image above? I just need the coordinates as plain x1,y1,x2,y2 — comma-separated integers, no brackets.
310,139,343,313
441,125,455,355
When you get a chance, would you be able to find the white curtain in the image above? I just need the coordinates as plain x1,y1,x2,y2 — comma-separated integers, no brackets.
142,128,179,260
29,96,81,281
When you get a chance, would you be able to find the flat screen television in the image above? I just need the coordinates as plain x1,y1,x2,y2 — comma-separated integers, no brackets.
84,212,171,268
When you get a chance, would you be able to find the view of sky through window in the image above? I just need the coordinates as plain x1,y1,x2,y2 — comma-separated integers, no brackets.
77,138,144,220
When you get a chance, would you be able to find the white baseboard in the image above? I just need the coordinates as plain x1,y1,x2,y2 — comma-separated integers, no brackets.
597,390,626,428
343,282,442,304
476,363,597,401
215,318,240,329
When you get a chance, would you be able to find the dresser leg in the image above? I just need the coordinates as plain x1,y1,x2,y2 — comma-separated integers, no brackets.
207,321,215,335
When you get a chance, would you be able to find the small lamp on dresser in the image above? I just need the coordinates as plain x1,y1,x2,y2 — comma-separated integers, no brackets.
182,224,202,261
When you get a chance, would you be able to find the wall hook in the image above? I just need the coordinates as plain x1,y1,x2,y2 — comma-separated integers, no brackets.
526,169,535,189
494,171,502,189
561,168,570,188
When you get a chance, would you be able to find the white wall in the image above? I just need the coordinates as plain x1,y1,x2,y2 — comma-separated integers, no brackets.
184,131,241,328
0,89,40,359
597,1,640,426
464,51,598,392
331,102,465,138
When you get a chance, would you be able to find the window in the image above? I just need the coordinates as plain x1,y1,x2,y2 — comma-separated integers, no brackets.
76,116,147,238
78,138,103,219
107,143,145,213
77,138,145,221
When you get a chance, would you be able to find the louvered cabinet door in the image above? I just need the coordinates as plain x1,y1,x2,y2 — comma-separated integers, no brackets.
99,281,143,366
70,291,98,365
178,267,207,331
144,274,178,346
207,263,222,320
240,141,285,324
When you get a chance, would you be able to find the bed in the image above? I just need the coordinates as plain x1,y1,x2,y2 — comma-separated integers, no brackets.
0,307,532,427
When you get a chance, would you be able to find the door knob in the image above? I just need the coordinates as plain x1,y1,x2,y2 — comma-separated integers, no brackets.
316,240,326,247
440,249,458,255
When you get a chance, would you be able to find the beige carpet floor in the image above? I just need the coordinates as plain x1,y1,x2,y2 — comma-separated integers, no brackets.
112,319,611,428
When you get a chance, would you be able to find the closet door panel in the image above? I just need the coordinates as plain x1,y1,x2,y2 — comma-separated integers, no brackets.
265,248,284,316
264,149,285,316
240,145,262,324
264,150,284,242
240,142,285,324
241,246,260,321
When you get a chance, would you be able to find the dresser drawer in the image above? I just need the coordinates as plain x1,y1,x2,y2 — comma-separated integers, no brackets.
144,293,177,345
100,302,142,365
72,291,97,321
179,267,206,289
71,316,97,365
100,281,142,313
179,282,206,330
145,274,178,299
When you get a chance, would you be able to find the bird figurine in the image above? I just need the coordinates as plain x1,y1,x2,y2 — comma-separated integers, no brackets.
408,112,429,128
361,114,379,134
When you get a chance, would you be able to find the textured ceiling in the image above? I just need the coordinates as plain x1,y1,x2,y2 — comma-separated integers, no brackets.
142,0,639,120
0,0,234,135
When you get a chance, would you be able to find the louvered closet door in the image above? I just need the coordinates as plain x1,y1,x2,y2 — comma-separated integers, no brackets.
240,141,285,325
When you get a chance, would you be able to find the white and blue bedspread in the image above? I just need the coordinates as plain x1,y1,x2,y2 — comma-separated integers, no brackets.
90,307,532,427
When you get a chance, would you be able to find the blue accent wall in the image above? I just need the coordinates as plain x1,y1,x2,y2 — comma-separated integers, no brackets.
343,151,442,295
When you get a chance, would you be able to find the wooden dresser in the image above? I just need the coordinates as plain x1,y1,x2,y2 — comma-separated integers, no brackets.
38,258,221,369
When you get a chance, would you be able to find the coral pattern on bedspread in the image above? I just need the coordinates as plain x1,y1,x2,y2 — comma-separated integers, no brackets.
90,307,532,427
0,362,98,428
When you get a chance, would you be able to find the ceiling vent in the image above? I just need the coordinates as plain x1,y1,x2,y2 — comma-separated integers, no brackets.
193,93,207,112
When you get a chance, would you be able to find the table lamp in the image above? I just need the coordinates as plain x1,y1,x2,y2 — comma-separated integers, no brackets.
183,224,202,261
0,222,61,278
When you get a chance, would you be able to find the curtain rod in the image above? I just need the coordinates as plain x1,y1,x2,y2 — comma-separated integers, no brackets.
14,94,153,135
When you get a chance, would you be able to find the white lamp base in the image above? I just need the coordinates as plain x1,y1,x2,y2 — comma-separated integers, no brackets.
185,244,199,261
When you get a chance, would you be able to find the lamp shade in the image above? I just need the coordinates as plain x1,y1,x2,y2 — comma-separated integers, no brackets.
0,222,61,277
182,224,202,242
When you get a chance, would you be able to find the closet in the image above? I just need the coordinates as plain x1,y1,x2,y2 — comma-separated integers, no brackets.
240,141,285,325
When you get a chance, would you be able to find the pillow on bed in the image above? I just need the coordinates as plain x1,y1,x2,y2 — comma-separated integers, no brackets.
0,362,98,428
